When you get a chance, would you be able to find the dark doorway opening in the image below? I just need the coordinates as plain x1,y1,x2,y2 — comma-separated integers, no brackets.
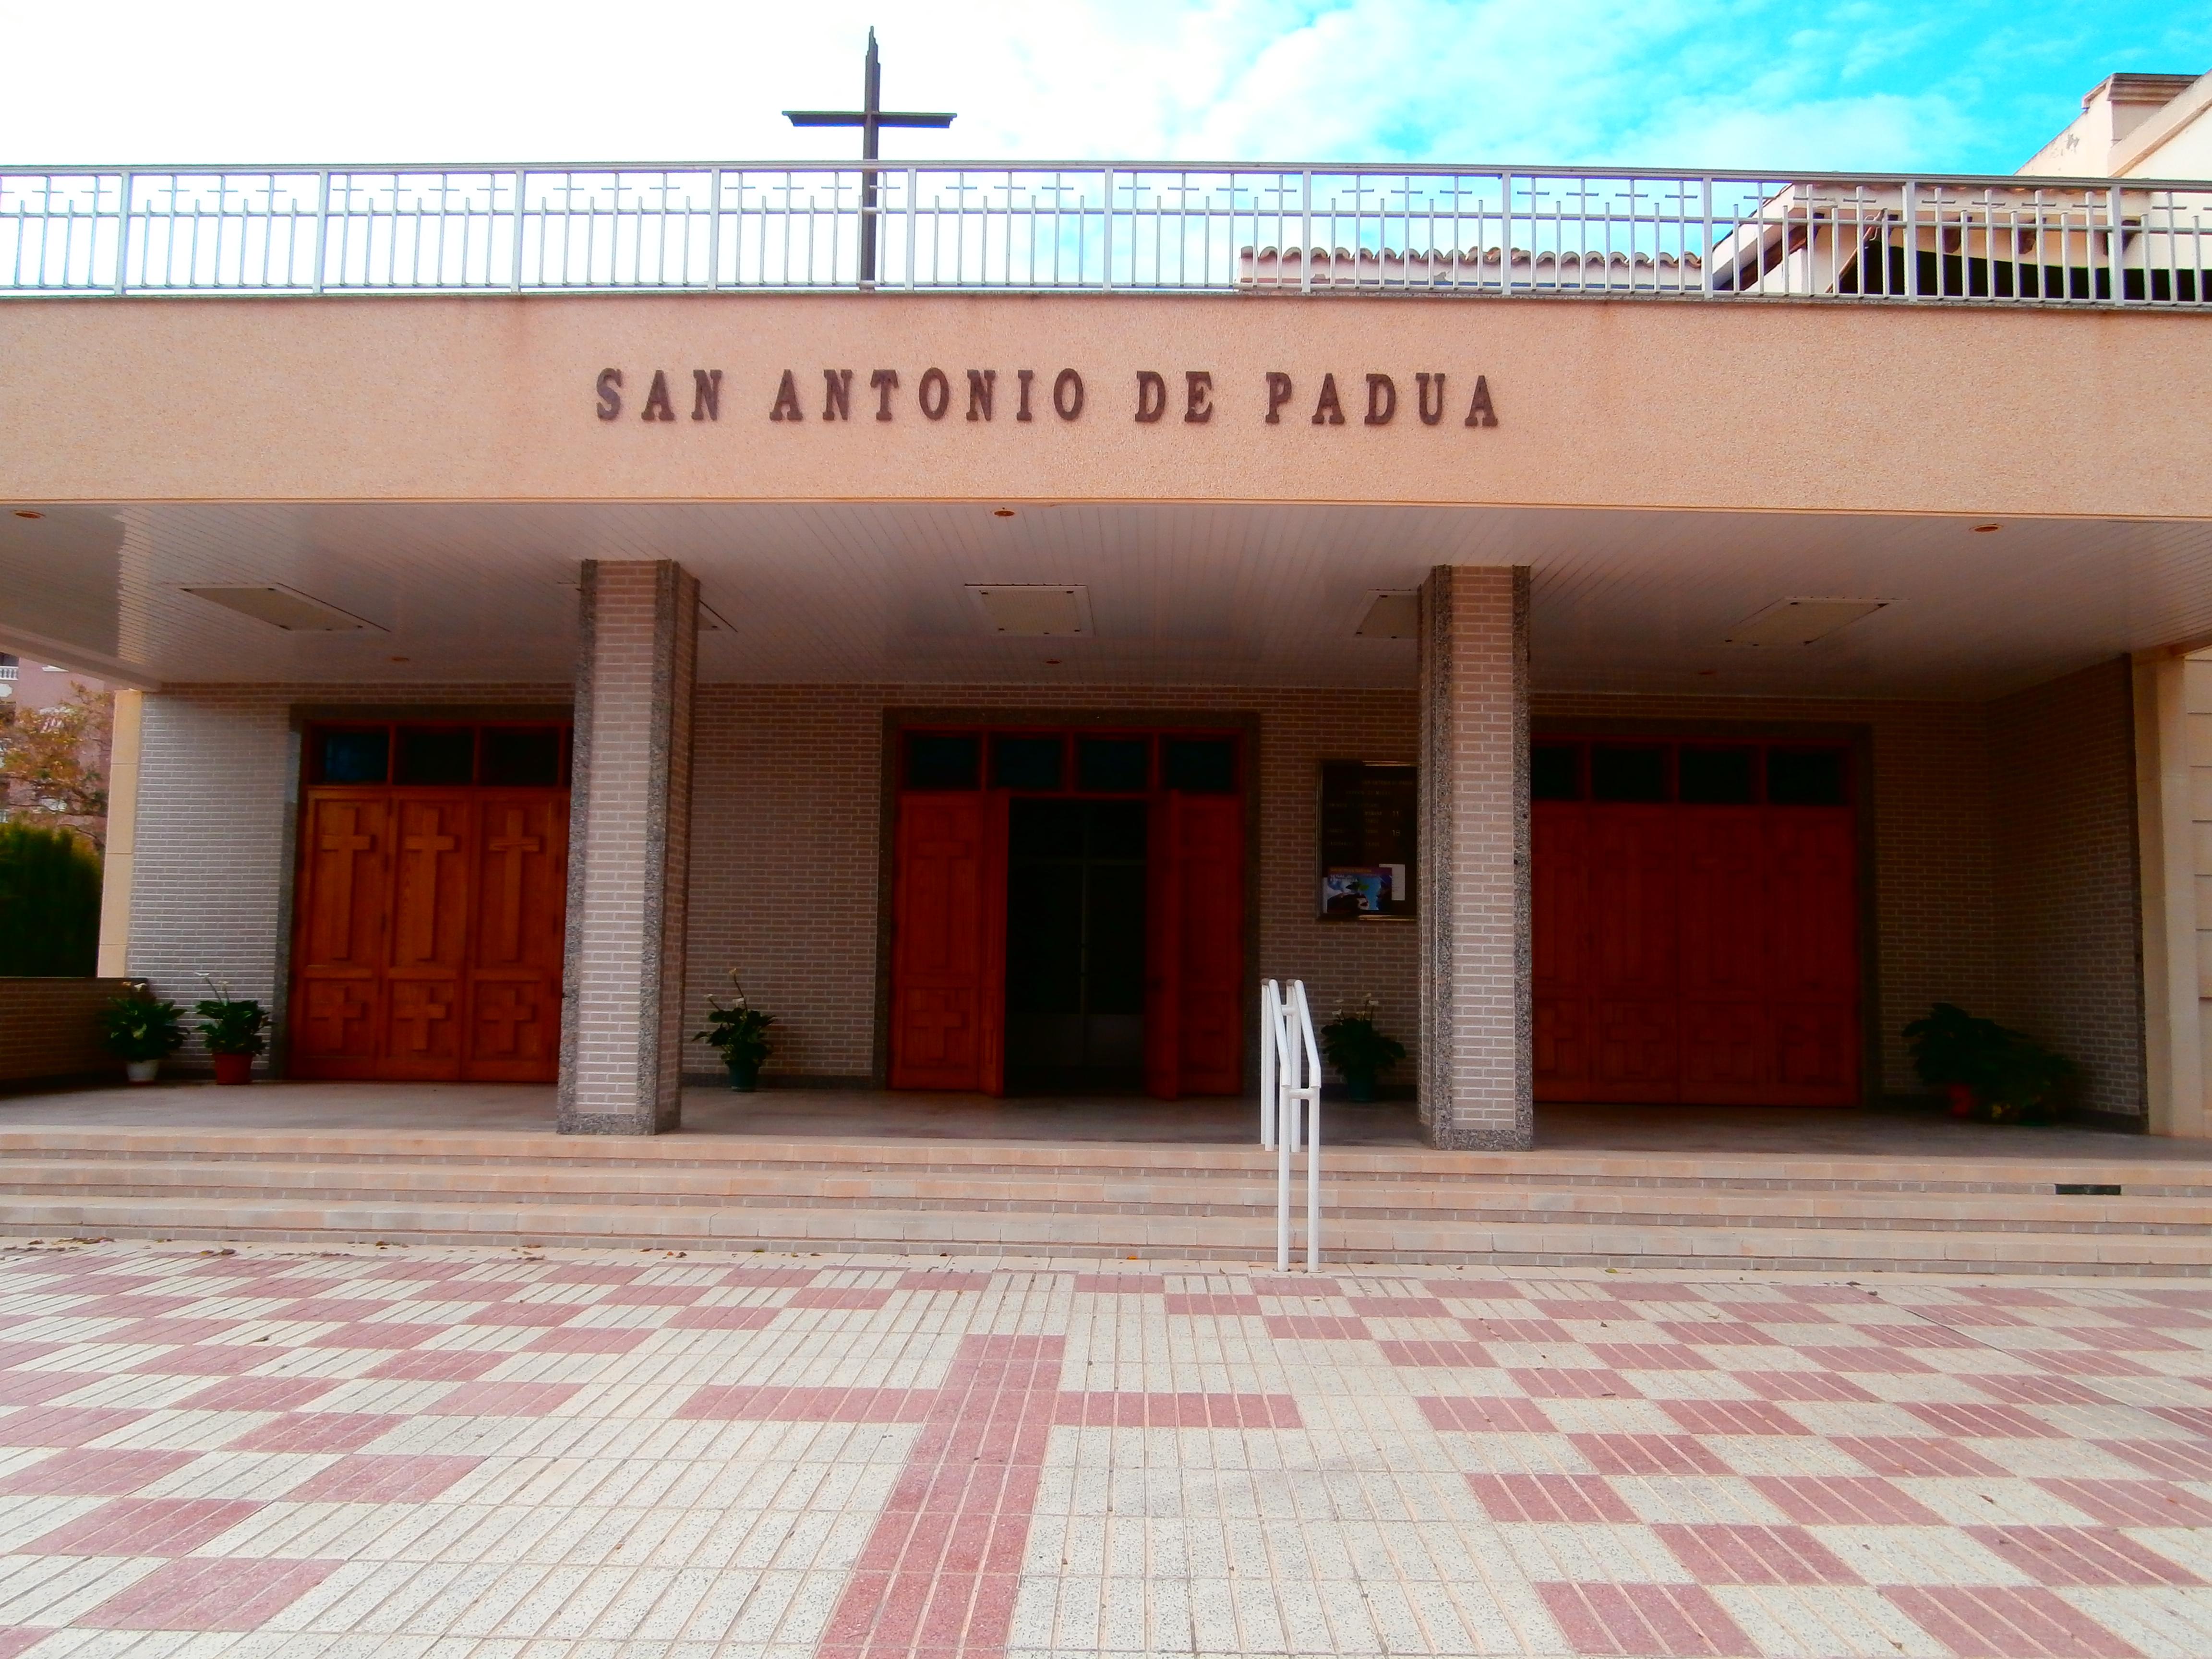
1004,798,1148,1092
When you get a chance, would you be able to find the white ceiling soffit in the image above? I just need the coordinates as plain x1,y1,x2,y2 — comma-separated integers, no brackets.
1723,597,1890,648
967,584,1093,637
1356,591,1420,638
180,584,384,632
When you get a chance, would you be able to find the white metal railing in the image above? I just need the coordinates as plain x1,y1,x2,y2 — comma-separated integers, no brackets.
3,161,2209,306
1260,978,1322,1272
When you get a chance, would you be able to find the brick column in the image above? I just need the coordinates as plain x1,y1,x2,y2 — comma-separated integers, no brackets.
1417,565,1532,1150
559,560,699,1134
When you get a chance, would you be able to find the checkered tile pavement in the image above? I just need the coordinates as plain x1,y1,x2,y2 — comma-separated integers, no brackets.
0,1243,2208,1657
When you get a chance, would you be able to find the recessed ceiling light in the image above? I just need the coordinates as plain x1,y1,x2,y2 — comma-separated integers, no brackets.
992,508,1016,518
1972,523,2001,533
12,510,43,520
1355,591,1419,639
967,585,1092,636
1722,597,1890,648
181,584,384,632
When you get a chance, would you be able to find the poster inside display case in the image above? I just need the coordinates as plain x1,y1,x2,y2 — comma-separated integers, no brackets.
1319,760,1416,918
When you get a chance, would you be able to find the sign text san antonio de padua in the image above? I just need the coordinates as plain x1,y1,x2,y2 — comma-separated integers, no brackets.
593,365,1501,430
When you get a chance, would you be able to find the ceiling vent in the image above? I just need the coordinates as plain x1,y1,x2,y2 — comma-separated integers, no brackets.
1722,597,1889,648
181,585,384,632
1355,591,1420,638
967,584,1092,637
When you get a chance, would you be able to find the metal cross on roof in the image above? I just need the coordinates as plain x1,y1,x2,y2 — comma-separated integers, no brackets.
784,29,957,284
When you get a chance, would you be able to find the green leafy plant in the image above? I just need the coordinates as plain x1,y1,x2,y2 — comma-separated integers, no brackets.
1318,994,1407,1088
692,973,775,1084
0,820,101,975
1903,1002,2075,1124
192,972,269,1057
100,992,184,1062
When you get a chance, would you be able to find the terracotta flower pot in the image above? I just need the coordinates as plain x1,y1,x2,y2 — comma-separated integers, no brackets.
212,1052,254,1086
1947,1082,1977,1119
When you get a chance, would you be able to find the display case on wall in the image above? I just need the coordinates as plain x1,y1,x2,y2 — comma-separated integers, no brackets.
1318,760,1416,919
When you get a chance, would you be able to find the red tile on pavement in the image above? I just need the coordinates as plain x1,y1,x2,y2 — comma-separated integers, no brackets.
227,1411,404,1453
126,1344,285,1376
2096,1438,2212,1481
1265,1314,1370,1340
1380,1339,1496,1368
1509,1367,1636,1399
1164,1294,1262,1315
1750,1475,1945,1525
1419,1395,1557,1434
0,1371,101,1407
1572,1432,1731,1475
76,1555,342,1631
1905,1401,2066,1439
285,1453,482,1502
0,1630,52,1658
1964,1372,2111,1407
1466,1316,1575,1343
598,1284,708,1305
364,1348,507,1382
0,1405,148,1446
180,1375,340,1413
1587,1343,1716,1372
785,1287,892,1311
1881,1585,2143,1658
537,1264,644,1285
1053,1392,1300,1430
461,1302,580,1326
1072,1274,1166,1293
1661,1398,1809,1437
665,1306,779,1330
26,1496,263,1556
100,1318,240,1346
1350,1296,1453,1319
2149,1406,2212,1436
1537,1581,1753,1656
1466,1472,1636,1524
429,1381,580,1416
2036,1478,2212,1527
1653,1321,1791,1348
0,1447,197,1497
1967,1526,2202,1586
307,1323,445,1350
1250,1277,1341,1297
1654,1523,1861,1585
1792,1344,1937,1374
677,1383,935,1422
525,1327,651,1353
898,1271,994,1291
269,1298,401,1324
1832,1435,2010,1478
1732,1368,1876,1402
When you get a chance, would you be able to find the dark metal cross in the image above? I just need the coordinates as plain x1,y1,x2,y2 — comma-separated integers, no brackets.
784,29,956,284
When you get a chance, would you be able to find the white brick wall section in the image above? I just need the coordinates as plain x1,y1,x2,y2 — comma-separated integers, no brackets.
1417,565,1533,1150
558,560,699,1133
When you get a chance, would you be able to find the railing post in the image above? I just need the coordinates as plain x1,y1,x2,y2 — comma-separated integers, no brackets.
905,167,919,289
508,169,527,293
1700,176,1713,297
111,171,133,296
706,168,722,290
2108,184,2128,304
312,170,332,294
1500,171,1515,294
1902,179,1919,301
1300,169,1312,294
1100,167,1114,290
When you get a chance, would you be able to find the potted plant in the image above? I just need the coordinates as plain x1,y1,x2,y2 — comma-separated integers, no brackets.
193,973,268,1086
692,974,775,1091
1903,1002,2075,1125
1318,994,1407,1103
101,989,184,1083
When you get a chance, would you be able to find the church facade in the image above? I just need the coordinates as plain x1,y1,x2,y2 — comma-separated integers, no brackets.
6,72,2212,1146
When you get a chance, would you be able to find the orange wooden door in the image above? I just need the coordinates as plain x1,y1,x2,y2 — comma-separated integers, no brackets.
291,792,391,1077
888,793,1006,1091
383,793,474,1080
467,794,569,1081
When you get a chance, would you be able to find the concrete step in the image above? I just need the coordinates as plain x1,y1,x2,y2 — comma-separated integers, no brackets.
0,1156,2206,1234
3,1190,2208,1273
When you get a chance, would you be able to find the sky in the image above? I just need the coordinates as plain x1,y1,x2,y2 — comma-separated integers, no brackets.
0,0,2206,175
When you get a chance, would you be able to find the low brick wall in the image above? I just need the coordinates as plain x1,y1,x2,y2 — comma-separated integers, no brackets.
0,977,132,1087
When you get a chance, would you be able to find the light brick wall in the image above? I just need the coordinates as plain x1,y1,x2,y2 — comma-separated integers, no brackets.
0,978,135,1085
1988,657,2145,1118
1416,566,1532,1149
559,561,698,1133
683,683,1421,1083
127,681,570,1072
1532,690,1998,1099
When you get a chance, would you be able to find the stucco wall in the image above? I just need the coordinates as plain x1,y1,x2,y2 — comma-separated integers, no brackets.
1988,658,2146,1119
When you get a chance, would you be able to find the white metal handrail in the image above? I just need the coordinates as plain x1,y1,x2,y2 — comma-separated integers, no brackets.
1260,978,1322,1272
3,160,2208,307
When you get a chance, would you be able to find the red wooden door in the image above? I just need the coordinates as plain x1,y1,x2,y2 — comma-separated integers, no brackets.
290,785,567,1082
1767,811,1859,1104
1532,805,1592,1098
292,792,390,1077
888,793,1006,1092
468,795,568,1081
1678,810,1767,1103
1147,793,1243,1097
1590,808,1679,1100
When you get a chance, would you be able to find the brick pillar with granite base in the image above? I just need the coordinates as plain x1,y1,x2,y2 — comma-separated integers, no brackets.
558,559,699,1134
1417,565,1533,1150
